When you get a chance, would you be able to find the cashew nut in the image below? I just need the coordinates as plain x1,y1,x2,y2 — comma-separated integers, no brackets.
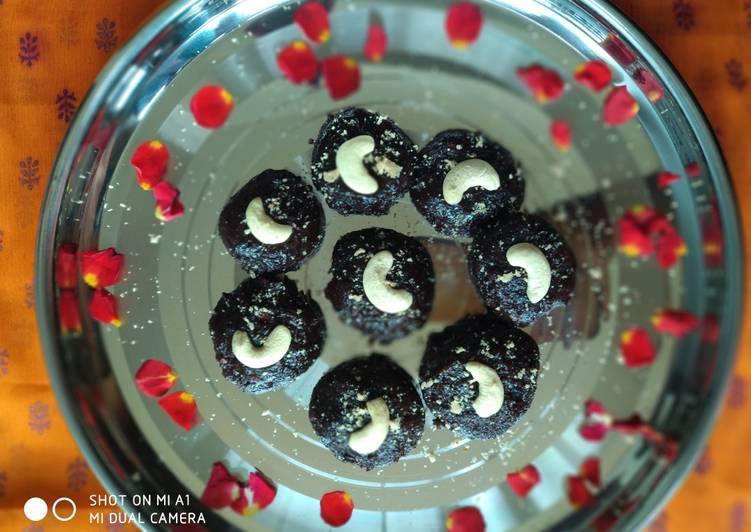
348,397,391,455
244,197,293,245
231,325,292,369
333,135,379,195
505,243,552,304
464,361,504,418
362,250,413,314
442,159,500,205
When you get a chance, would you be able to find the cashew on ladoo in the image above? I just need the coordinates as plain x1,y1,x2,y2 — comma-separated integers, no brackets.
231,325,292,369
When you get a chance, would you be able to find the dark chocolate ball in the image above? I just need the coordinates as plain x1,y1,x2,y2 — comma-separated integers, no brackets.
209,276,325,394
325,228,435,343
419,314,540,440
410,129,524,237
311,107,417,216
218,169,325,275
309,354,425,470
468,213,576,326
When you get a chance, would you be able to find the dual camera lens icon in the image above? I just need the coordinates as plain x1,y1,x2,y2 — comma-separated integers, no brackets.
24,497,77,522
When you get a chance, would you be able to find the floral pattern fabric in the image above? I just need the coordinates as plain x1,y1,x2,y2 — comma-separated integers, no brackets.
0,1,166,529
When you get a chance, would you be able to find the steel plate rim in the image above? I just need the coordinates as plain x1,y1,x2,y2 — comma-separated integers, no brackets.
35,2,202,530
575,0,745,529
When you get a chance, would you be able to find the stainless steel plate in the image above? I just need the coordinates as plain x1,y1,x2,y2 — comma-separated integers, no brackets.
36,0,743,530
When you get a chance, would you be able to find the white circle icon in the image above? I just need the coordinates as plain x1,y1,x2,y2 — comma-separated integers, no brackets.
24,497,48,521
52,497,77,522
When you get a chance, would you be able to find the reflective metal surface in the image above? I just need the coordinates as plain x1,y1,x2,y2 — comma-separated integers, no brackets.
36,0,743,530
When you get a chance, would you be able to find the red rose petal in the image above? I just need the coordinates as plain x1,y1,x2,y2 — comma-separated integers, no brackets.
654,226,687,269
585,399,608,416
320,490,354,527
446,506,486,532
593,510,618,532
631,419,658,441
158,391,198,431
701,315,719,343
639,422,662,441
656,438,680,464
580,423,610,442
131,140,170,190
156,198,185,222
550,119,572,152
88,289,122,327
633,68,664,103
629,205,671,239
591,408,678,464
198,462,254,516
153,180,179,207
190,85,235,129
574,61,612,92
603,86,639,126
517,64,565,103
277,40,319,84
611,413,647,435
293,2,331,44
201,462,242,510
248,472,277,512
153,181,185,222
229,487,251,516
56,243,79,289
611,415,679,463
704,237,723,266
703,203,724,267
507,464,541,498
81,247,125,288
58,290,82,335
618,499,639,515
322,55,361,100
651,309,700,337
602,33,636,67
685,161,701,177
618,216,654,258
445,2,484,49
135,359,178,397
620,327,656,368
657,171,680,188
566,475,595,508
364,23,388,62
627,204,658,228
580,399,612,441
647,215,672,238
580,457,601,488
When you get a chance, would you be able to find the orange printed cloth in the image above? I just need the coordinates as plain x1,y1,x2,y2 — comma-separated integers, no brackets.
0,0,749,530
0,1,166,529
